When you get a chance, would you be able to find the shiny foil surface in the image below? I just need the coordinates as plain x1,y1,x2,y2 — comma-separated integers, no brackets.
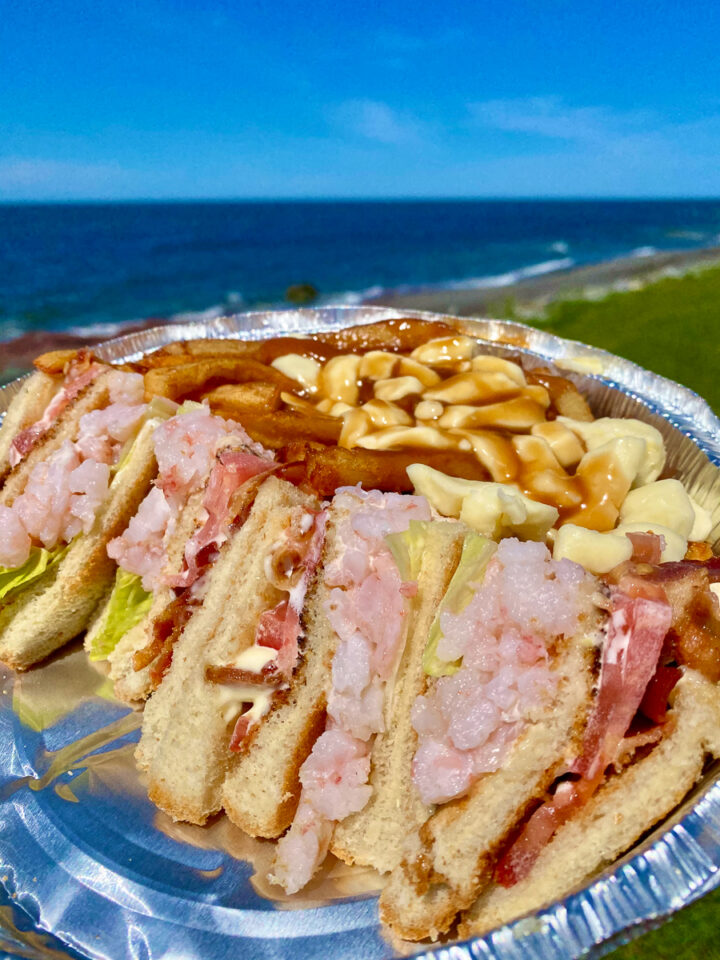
2,306,720,960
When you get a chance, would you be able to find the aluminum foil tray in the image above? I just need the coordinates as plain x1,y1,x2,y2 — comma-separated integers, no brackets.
2,305,720,960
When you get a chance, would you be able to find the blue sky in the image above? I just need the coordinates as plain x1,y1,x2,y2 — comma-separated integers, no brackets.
2,0,719,199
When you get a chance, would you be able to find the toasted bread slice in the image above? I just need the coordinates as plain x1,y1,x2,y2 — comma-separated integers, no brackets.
0,371,61,483
220,529,340,839
329,521,465,873
459,668,720,939
378,625,597,942
0,418,157,669
137,476,318,824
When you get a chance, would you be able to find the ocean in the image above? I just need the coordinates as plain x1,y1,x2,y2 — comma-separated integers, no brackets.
1,199,719,341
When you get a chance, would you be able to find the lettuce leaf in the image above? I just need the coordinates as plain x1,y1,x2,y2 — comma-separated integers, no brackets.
112,395,181,478
87,567,153,661
385,520,431,582
0,542,71,606
423,532,497,677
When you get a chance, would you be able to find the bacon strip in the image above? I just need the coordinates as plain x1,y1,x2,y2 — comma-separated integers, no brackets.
260,511,327,678
166,448,275,589
495,586,672,887
9,360,105,467
205,664,278,685
223,509,327,751
256,599,297,650
639,664,682,724
626,531,663,564
573,590,673,780
612,724,667,770
133,592,197,689
653,557,720,583
131,450,280,686
229,715,255,751
612,559,720,681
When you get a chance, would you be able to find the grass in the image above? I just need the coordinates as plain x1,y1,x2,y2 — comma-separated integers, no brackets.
525,265,720,413
610,885,720,960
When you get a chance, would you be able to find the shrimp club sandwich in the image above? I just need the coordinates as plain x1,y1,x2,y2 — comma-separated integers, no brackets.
455,540,720,940
261,488,463,891
377,531,720,942
0,350,171,670
131,471,327,825
85,403,277,702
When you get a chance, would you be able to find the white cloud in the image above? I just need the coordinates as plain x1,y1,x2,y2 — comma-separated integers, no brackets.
460,96,720,194
468,96,654,144
331,99,426,145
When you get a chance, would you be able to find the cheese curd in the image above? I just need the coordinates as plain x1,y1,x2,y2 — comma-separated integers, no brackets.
407,465,558,541
558,416,666,486
270,354,321,392
619,479,696,539
553,524,633,574
689,497,713,541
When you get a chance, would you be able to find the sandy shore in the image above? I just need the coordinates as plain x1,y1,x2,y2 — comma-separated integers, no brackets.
2,245,720,382
367,245,720,317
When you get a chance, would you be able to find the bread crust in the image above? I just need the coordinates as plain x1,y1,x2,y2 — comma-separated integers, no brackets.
221,645,331,838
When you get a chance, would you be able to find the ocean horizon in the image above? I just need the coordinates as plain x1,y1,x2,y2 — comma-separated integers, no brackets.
1,198,719,342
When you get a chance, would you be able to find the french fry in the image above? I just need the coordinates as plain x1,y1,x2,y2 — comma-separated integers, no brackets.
160,336,338,364
255,337,343,363
312,318,455,354
279,440,327,462
280,391,326,416
130,341,192,369
280,443,490,495
33,349,81,375
238,412,342,448
233,322,457,364
176,339,264,358
526,368,594,422
155,341,189,356
203,382,282,415
133,353,199,371
134,340,267,371
143,358,298,402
